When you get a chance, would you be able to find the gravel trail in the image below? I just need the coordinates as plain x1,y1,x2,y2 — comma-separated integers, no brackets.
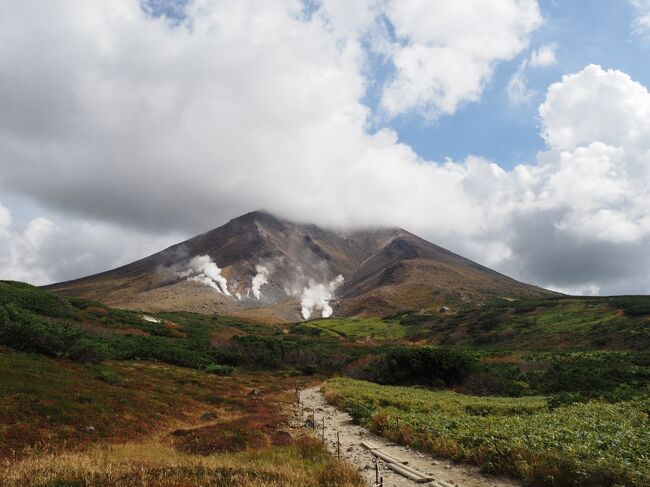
298,386,522,487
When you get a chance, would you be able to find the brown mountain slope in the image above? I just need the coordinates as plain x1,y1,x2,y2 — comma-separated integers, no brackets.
46,211,553,322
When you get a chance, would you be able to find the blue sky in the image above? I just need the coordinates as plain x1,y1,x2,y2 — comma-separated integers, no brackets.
374,0,650,168
144,0,650,169
143,0,650,169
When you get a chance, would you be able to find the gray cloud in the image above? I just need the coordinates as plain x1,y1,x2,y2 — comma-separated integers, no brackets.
500,209,650,295
1,1,650,296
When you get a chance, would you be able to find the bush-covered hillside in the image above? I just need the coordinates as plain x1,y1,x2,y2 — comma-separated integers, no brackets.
0,281,374,373
2,280,650,486
385,296,650,349
0,281,365,486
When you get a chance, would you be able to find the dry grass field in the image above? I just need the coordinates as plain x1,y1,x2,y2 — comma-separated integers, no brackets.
0,351,362,487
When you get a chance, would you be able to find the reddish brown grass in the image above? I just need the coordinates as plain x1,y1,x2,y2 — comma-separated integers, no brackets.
481,355,525,365
173,419,270,455
210,327,246,346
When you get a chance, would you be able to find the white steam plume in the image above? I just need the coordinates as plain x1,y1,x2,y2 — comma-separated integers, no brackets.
251,265,270,299
176,255,230,296
301,274,344,320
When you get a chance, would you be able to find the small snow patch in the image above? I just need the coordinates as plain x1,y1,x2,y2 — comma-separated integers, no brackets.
141,315,161,323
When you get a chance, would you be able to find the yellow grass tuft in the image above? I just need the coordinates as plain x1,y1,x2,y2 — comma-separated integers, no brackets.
1,440,364,487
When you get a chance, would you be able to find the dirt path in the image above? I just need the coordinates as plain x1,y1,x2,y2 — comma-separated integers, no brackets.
298,386,521,487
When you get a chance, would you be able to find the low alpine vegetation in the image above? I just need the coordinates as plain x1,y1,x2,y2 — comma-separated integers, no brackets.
324,378,650,487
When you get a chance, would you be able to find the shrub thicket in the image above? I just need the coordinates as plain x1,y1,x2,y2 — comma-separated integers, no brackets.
363,347,477,387
204,364,235,375
0,303,105,362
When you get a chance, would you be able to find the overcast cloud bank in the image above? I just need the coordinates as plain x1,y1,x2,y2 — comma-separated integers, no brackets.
1,0,649,295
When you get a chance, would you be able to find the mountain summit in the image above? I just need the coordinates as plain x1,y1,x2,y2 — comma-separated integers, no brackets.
47,211,552,322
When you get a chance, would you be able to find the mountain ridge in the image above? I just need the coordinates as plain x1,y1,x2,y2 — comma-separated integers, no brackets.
46,210,554,322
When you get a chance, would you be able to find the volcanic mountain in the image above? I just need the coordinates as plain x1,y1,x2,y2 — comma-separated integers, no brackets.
46,211,553,322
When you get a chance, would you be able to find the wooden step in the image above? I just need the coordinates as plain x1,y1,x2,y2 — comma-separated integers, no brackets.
361,441,449,484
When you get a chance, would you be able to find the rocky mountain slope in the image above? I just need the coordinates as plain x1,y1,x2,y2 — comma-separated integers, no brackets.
46,211,553,322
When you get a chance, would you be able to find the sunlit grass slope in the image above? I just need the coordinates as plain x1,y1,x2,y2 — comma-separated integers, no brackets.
295,317,406,339
324,377,650,487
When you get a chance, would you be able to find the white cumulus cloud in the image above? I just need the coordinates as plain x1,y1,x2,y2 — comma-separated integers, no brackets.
0,1,649,296
540,64,650,151
507,43,557,105
529,43,557,67
630,0,650,33
380,0,542,117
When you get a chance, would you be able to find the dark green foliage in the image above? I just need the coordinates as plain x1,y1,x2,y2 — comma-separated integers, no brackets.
397,312,434,326
348,403,374,422
230,335,365,372
0,281,76,319
232,336,284,368
0,281,373,373
0,303,100,360
67,337,110,363
512,298,562,313
462,370,514,396
365,347,477,387
604,296,650,316
68,296,108,311
529,352,650,399
381,310,414,321
301,364,318,375
109,335,214,368
457,351,650,402
204,364,235,375
96,370,123,384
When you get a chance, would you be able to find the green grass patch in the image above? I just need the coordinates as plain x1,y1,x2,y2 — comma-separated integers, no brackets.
325,378,650,487
303,317,406,340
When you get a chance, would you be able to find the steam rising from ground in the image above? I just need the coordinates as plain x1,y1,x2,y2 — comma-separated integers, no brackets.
301,274,344,320
165,253,344,318
176,255,230,296
251,265,270,299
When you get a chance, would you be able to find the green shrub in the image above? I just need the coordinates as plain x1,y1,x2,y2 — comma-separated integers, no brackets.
0,303,111,363
97,370,123,384
232,336,285,368
531,354,650,396
301,364,318,375
547,392,590,409
205,364,235,375
110,335,211,369
0,281,76,319
365,347,477,388
398,312,434,326
348,404,374,422
0,303,78,356
606,296,650,316
67,338,110,363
